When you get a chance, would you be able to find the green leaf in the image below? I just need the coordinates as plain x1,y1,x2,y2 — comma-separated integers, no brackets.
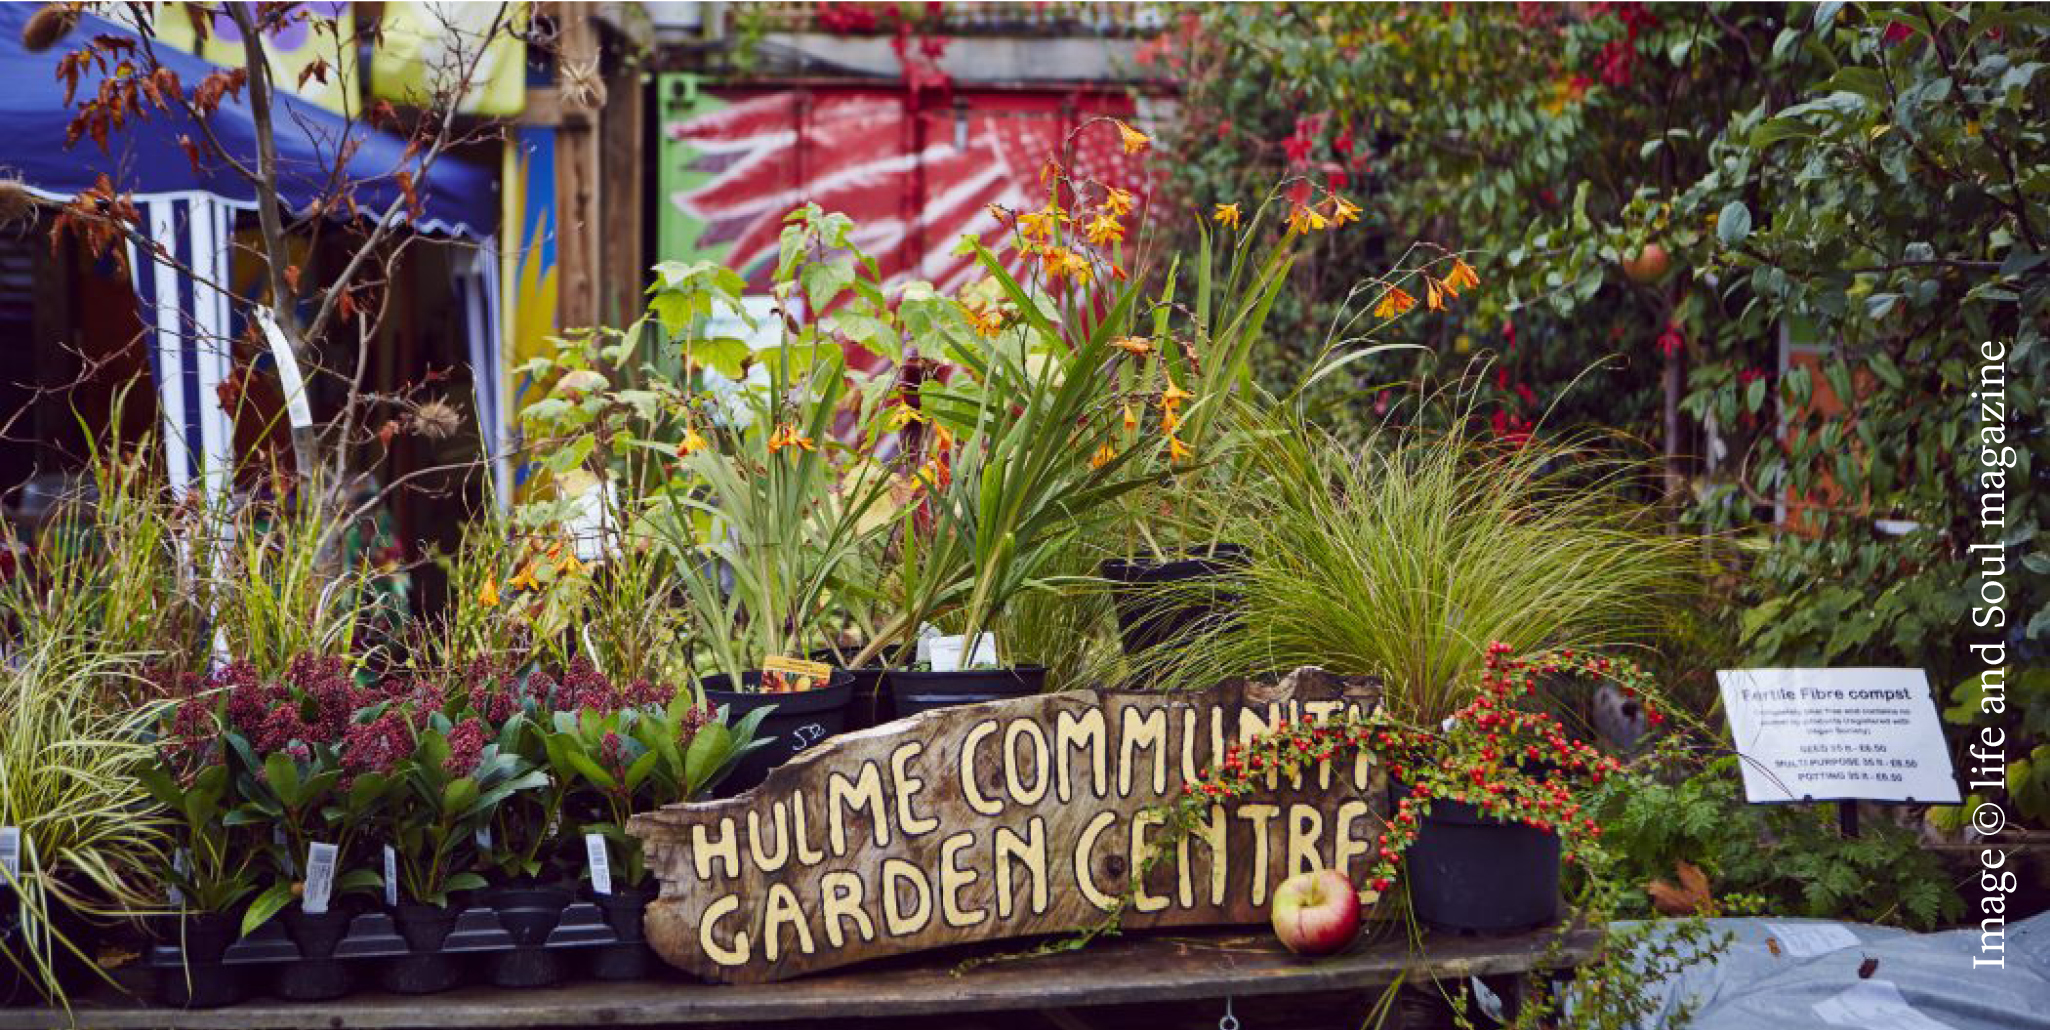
1750,117,1818,148
1717,201,1753,248
242,882,298,937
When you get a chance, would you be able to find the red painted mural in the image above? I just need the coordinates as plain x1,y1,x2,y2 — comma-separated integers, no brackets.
660,84,1151,296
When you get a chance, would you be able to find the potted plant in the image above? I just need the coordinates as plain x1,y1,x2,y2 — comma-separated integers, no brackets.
1367,645,1657,931
379,703,548,994
136,695,258,1008
1126,399,1693,709
217,657,395,1001
542,695,768,979
850,254,1160,714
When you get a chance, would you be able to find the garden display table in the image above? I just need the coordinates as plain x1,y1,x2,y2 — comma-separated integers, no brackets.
0,926,1596,1029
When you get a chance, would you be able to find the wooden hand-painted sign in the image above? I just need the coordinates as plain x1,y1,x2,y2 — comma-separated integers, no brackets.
629,670,1387,983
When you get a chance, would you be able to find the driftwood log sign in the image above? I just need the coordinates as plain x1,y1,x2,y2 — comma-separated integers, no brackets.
629,670,1387,983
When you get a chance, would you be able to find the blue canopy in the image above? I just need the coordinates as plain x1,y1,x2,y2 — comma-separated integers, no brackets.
0,4,494,236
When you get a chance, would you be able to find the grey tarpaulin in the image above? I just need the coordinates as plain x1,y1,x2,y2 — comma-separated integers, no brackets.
1612,914,2050,1029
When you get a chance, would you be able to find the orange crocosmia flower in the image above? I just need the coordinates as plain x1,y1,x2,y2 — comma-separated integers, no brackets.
886,404,926,431
1329,195,1361,227
1373,286,1417,319
1018,207,1060,241
962,303,1003,338
1426,278,1446,312
1167,435,1194,462
1161,407,1181,433
1103,186,1136,217
1090,442,1117,469
1042,247,1092,284
508,563,540,592
678,426,708,456
557,552,585,577
1085,212,1125,246
1112,264,1129,282
1115,120,1150,154
1444,258,1481,294
1213,203,1242,229
477,576,500,608
1112,336,1154,357
1287,203,1329,235
1160,378,1195,410
1122,405,1139,432
768,423,816,454
985,203,1012,225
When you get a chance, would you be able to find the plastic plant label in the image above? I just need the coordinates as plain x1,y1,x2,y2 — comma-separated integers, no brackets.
383,845,399,907
928,633,997,672
169,849,189,906
255,308,314,429
1765,921,1860,958
761,655,832,694
914,623,943,665
0,826,19,887
586,833,612,896
302,842,339,914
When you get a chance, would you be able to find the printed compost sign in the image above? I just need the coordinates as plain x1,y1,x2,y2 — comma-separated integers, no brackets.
1717,668,1961,804
629,671,1387,983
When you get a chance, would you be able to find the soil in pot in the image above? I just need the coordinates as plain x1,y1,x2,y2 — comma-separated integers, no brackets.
888,666,1047,718
585,886,657,981
275,907,354,1001
1393,780,1561,933
380,904,465,995
487,886,572,989
1099,544,1249,657
702,671,856,794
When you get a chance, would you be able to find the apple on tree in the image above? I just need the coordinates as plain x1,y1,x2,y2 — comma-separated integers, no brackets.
1270,869,1363,956
1620,242,1671,284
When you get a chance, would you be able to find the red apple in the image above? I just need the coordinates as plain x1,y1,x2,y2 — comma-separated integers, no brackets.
1270,869,1362,956
1621,242,1671,284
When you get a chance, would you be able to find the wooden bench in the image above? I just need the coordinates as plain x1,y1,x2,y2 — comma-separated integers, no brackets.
0,926,1598,1029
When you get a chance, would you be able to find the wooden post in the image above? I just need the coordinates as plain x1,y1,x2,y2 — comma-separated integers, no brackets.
552,4,602,333
597,59,645,325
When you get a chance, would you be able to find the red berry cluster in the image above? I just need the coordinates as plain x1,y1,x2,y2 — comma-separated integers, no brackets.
1161,643,1664,902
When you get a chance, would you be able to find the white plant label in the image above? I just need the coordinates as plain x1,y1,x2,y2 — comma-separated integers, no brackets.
928,632,997,672
383,845,399,908
913,623,943,665
585,833,612,896
169,849,189,906
1716,668,1961,804
0,826,20,887
1764,921,1859,958
255,307,314,429
302,842,339,914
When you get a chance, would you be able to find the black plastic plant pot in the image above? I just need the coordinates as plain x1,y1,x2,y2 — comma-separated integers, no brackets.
380,904,465,995
1393,781,1562,933
155,961,243,1010
1099,544,1250,656
491,887,572,947
487,886,573,989
807,649,896,730
888,666,1047,718
275,907,354,1001
586,886,656,981
703,671,856,794
156,914,244,1011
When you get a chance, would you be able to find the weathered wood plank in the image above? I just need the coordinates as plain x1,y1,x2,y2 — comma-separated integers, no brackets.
0,927,1598,1029
629,672,1391,983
